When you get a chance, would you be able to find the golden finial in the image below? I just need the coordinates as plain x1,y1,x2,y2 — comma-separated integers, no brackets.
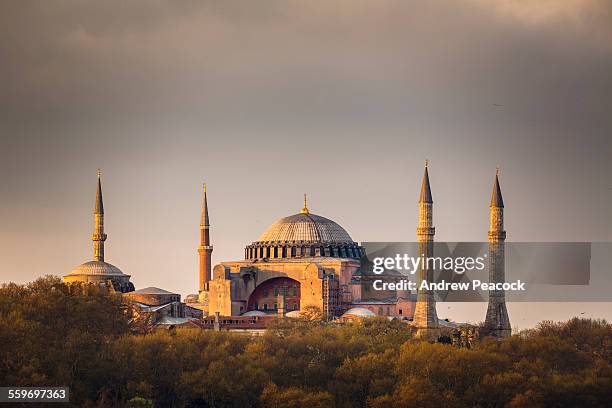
97,168,101,178
496,165,500,176
425,159,429,168
203,182,207,193
300,193,309,214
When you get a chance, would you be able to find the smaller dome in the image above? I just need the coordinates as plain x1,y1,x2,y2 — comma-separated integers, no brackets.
285,310,301,318
131,287,176,295
242,310,268,317
66,260,127,277
342,307,376,318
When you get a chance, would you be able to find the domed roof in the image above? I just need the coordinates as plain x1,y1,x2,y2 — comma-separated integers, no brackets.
242,310,268,317
341,307,376,318
257,212,354,244
66,260,127,277
131,287,176,295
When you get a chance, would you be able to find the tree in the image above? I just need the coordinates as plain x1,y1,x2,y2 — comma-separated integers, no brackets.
260,383,334,408
1,279,610,408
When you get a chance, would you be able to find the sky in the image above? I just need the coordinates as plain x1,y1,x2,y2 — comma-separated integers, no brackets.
1,0,611,328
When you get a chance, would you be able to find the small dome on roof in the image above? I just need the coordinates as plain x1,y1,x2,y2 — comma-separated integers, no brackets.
285,310,301,318
242,310,268,317
341,307,376,318
131,287,177,295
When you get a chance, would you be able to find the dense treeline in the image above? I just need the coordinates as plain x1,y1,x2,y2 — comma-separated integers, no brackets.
1,277,610,407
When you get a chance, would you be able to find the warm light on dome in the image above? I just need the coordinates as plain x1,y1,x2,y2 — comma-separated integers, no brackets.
66,260,127,277
257,212,354,243
245,209,361,261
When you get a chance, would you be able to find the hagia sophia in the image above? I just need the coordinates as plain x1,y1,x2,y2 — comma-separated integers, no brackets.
63,164,511,339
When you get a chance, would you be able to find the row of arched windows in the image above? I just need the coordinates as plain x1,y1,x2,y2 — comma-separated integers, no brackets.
244,244,362,260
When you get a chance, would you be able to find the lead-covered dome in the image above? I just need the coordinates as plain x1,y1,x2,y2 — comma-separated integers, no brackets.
257,213,354,243
64,260,134,293
67,260,127,276
245,198,362,261
341,307,377,318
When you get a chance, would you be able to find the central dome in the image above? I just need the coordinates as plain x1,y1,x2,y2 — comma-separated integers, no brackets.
245,199,362,261
257,212,354,243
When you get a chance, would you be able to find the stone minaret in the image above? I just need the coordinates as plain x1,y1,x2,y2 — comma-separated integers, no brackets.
412,161,440,339
92,169,107,262
484,168,511,338
198,183,213,292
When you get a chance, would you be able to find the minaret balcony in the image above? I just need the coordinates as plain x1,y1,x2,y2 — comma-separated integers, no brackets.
488,231,506,241
416,227,435,235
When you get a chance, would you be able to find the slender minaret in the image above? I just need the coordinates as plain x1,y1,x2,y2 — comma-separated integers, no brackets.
412,160,440,338
92,169,107,262
485,167,511,338
198,183,213,292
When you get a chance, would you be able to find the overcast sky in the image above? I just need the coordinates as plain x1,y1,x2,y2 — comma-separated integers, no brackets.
1,1,610,328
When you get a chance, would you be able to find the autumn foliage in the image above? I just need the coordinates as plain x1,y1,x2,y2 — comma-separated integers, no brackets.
1,277,610,407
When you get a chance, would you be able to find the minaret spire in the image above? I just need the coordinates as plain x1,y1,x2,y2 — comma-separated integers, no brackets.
485,168,511,338
413,160,439,339
490,167,504,208
198,182,213,291
92,169,107,262
201,183,210,227
419,160,433,203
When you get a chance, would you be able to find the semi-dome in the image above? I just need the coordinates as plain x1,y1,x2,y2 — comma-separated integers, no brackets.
244,196,362,261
